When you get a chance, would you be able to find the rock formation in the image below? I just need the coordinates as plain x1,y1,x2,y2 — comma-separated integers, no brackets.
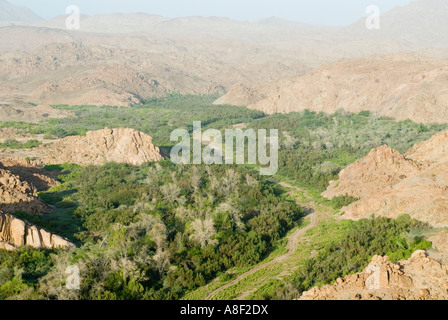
300,251,448,300
0,166,49,214
0,211,74,250
406,130,448,165
323,130,448,227
322,146,422,200
39,128,163,166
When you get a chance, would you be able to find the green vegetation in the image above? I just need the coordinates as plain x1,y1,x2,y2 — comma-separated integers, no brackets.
262,215,432,300
0,95,265,149
0,139,41,149
249,109,448,193
0,95,446,300
0,162,304,300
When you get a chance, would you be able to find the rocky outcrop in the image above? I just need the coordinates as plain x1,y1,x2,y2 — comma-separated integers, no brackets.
0,167,49,214
323,146,422,200
39,128,163,166
406,130,448,165
0,211,74,250
300,251,448,300
323,130,448,227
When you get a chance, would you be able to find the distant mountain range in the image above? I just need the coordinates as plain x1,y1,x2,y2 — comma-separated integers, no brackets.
1,0,448,119
345,0,448,48
0,0,42,23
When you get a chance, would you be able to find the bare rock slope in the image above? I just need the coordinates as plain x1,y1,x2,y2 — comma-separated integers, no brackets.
215,55,448,124
323,130,448,227
300,251,448,300
0,157,60,191
0,211,74,250
0,166,49,214
39,128,163,166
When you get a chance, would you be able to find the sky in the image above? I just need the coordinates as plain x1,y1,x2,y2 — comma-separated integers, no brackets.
9,0,416,26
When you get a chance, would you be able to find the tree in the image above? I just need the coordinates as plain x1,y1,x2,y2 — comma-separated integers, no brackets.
161,183,183,204
189,219,218,248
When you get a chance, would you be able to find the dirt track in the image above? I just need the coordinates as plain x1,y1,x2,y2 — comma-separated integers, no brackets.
205,180,322,300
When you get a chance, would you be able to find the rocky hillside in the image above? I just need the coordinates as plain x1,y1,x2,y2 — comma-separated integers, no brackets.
0,211,74,250
0,40,309,108
323,130,448,227
322,146,422,200
215,54,448,124
0,167,49,214
39,128,163,166
406,130,448,164
300,251,448,300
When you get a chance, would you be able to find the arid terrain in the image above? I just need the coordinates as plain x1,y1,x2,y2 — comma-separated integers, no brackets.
216,54,448,123
323,130,448,227
1,0,448,302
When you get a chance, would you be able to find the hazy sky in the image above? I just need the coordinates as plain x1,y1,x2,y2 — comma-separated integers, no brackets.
9,0,416,26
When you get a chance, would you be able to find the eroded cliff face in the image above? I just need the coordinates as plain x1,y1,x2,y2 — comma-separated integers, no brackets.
300,251,448,300
0,211,74,250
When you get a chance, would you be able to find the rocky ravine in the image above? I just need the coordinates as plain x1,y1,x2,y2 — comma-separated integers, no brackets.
215,54,448,124
0,211,74,250
300,250,448,300
323,129,448,227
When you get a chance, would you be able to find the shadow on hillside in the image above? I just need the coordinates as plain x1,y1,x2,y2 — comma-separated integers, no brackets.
1,165,59,191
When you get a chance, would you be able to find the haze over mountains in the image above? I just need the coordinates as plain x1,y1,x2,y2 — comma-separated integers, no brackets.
0,0,42,24
1,0,448,115
217,54,448,123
